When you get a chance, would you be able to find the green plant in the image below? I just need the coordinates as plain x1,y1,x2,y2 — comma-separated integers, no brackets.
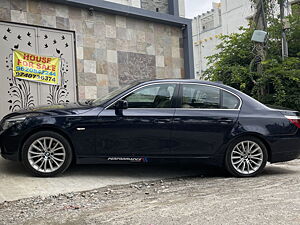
204,4,300,111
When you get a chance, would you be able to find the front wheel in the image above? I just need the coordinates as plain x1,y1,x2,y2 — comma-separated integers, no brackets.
225,136,268,177
22,131,72,177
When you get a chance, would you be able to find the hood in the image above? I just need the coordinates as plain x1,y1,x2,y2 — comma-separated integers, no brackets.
2,101,96,120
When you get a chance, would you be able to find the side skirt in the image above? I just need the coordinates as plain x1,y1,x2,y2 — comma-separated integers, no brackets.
76,155,216,165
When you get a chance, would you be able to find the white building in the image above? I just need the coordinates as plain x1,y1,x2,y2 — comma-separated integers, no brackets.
192,0,254,79
105,0,186,17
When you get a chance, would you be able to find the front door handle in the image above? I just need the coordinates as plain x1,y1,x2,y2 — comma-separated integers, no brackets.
153,119,171,124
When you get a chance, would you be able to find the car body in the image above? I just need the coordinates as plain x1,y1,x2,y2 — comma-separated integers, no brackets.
1,79,300,177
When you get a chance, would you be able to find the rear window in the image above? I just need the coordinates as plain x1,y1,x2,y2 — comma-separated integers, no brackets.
181,84,221,109
222,91,240,109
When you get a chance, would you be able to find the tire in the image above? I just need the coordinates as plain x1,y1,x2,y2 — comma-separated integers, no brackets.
225,136,268,177
22,131,73,177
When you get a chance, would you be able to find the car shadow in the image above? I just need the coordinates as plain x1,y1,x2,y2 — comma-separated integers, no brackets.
260,164,299,176
0,158,226,178
65,163,228,178
1,158,297,179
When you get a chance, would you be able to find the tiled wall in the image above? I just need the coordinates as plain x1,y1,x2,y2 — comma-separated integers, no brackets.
0,0,185,100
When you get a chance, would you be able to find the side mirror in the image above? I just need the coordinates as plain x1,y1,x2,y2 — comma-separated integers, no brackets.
115,100,128,110
115,100,128,116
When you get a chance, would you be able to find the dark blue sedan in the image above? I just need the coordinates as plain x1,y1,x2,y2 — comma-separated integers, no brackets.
1,79,300,177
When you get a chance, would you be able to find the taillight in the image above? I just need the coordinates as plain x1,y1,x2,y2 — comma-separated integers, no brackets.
285,116,300,128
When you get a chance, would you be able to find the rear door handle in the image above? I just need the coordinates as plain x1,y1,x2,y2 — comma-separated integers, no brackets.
218,118,233,124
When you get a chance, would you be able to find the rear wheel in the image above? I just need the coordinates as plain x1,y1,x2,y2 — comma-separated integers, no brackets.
225,136,268,177
22,131,72,177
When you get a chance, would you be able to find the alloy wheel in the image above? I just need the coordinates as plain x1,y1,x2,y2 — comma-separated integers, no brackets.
27,137,66,173
230,140,264,175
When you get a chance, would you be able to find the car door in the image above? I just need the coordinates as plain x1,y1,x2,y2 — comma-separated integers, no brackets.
170,83,241,156
96,82,178,156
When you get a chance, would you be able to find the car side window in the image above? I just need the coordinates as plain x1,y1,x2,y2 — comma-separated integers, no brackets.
181,84,221,109
222,91,240,109
123,83,176,108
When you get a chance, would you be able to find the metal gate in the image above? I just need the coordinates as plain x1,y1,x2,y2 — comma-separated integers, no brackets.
0,22,77,119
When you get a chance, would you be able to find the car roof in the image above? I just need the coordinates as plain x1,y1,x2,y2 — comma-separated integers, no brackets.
140,79,234,91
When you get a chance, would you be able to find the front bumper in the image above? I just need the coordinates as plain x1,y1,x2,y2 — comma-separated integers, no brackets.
0,130,22,161
0,147,19,161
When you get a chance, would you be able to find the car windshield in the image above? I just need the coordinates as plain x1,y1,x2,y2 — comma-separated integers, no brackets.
91,82,139,106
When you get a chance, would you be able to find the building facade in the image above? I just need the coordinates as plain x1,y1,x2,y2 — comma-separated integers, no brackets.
192,0,254,79
0,0,193,119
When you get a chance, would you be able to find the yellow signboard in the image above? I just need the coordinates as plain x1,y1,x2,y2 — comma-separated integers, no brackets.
13,50,60,85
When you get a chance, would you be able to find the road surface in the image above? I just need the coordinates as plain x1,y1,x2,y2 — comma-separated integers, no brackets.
1,159,300,224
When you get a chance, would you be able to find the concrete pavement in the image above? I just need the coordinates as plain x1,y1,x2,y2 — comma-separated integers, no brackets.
0,157,206,202
1,160,300,225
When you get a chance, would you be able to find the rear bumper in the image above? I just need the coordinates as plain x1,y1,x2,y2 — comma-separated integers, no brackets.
270,151,300,163
268,134,300,163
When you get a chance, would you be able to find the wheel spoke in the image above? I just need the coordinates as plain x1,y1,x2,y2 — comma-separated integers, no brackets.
249,142,255,151
38,160,45,171
241,161,246,172
250,156,262,161
248,161,255,171
241,143,246,153
246,161,250,174
250,153,262,157
232,156,242,159
49,138,53,149
29,150,43,155
32,144,43,152
233,150,243,156
250,147,260,154
49,159,54,171
37,140,45,150
236,160,244,169
236,146,243,153
53,153,65,156
51,147,64,152
52,142,59,150
233,158,243,165
44,159,48,172
29,155,43,159
52,156,64,162
33,157,44,165
249,159,260,166
52,158,60,167
43,138,47,150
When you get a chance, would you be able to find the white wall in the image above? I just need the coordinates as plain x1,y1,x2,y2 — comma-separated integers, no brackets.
103,0,141,8
192,0,255,79
178,0,186,17
221,0,253,34
192,2,222,78
103,0,186,17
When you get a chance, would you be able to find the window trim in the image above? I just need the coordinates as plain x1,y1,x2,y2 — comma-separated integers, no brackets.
178,83,242,111
104,82,180,110
104,82,242,111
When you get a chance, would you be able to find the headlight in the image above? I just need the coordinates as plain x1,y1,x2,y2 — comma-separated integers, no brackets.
1,113,43,131
2,116,26,130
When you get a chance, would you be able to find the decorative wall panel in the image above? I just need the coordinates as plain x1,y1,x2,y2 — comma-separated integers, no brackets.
0,22,77,119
